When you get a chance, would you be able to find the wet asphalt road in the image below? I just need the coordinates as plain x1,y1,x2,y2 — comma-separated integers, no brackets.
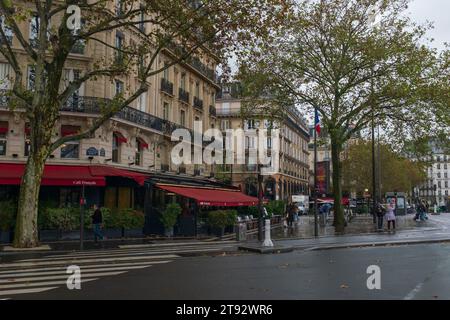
8,242,450,300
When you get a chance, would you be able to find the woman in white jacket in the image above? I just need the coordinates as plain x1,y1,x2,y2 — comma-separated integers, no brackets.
385,203,396,231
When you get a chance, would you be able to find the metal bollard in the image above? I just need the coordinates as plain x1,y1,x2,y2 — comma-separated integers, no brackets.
262,219,274,247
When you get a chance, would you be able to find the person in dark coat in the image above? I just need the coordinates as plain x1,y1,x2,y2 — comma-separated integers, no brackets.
375,202,385,231
92,204,104,242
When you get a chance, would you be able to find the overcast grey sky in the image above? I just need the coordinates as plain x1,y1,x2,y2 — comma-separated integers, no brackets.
407,0,449,51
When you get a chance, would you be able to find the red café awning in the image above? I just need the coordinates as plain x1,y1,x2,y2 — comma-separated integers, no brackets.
136,137,149,149
89,165,147,186
0,121,9,134
0,164,148,186
113,131,127,144
61,125,80,137
157,184,259,207
0,163,106,186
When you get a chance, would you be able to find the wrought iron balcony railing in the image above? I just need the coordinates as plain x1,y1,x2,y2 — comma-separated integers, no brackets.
161,78,174,96
165,42,218,84
0,91,195,137
193,96,203,110
178,88,189,104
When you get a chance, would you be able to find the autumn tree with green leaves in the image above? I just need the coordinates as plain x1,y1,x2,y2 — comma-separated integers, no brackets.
341,141,426,196
0,0,290,247
238,0,449,232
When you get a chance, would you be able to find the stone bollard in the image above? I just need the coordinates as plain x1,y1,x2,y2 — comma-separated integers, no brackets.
262,219,274,247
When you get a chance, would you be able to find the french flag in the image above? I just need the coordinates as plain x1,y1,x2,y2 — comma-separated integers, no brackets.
315,109,321,134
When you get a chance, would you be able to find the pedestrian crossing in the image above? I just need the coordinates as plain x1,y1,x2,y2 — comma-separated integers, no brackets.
0,240,236,299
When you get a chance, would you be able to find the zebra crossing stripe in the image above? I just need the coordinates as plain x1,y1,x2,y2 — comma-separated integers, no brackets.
0,278,98,290
0,271,128,284
39,245,235,260
0,254,179,268
0,260,170,275
0,287,59,296
118,240,237,248
44,244,234,261
0,264,153,279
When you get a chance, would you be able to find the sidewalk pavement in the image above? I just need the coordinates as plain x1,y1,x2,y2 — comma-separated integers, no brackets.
2,213,449,254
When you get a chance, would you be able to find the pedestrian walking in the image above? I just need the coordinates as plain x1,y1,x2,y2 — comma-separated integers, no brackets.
286,204,295,228
92,204,104,242
385,202,396,231
375,201,385,231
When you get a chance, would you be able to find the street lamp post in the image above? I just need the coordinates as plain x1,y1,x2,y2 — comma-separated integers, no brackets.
313,107,319,237
257,163,264,241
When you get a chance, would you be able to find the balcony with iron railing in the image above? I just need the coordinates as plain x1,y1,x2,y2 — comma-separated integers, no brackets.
161,164,170,172
161,78,174,96
215,106,242,116
178,88,189,104
193,96,203,111
0,91,194,137
165,42,218,84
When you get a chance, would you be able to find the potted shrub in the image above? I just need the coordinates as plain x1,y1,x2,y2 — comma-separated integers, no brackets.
160,203,182,237
208,210,238,238
0,200,17,243
46,208,78,240
119,208,145,238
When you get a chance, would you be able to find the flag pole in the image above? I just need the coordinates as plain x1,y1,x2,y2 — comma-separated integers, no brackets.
314,107,319,237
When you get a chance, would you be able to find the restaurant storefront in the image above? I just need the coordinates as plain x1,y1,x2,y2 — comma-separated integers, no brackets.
143,173,260,237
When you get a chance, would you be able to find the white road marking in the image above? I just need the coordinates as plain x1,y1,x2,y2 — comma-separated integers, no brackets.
0,264,152,279
0,260,170,275
40,245,234,260
0,254,179,268
118,240,236,248
0,287,59,296
404,282,425,300
0,271,127,284
0,278,98,290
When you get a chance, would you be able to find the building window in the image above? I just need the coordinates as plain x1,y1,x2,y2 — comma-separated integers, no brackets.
163,102,169,120
135,139,142,166
62,69,83,108
115,32,124,64
24,123,31,156
0,16,12,44
29,15,39,47
115,0,123,15
0,63,12,90
180,109,186,126
112,133,121,163
115,80,124,96
0,124,7,156
27,65,36,90
180,73,186,91
267,137,272,149
139,8,145,32
61,141,79,159
220,120,230,130
137,91,147,112
163,62,170,80
195,82,200,98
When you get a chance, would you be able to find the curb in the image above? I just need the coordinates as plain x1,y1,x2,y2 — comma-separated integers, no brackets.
238,245,294,254
303,237,450,251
